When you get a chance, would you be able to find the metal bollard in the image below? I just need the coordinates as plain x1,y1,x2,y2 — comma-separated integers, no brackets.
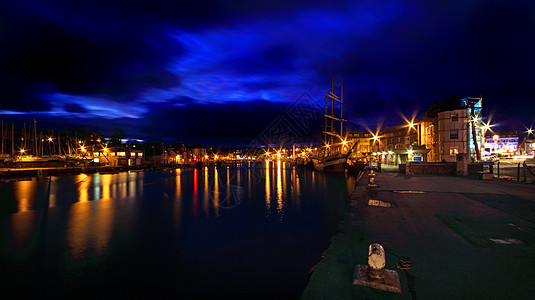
367,243,386,279
368,170,377,186
353,243,401,293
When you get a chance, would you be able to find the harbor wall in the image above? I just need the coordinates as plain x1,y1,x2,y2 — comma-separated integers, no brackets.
400,162,487,174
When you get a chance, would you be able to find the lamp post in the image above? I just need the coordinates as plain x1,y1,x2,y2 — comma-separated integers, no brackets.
407,121,421,146
481,123,492,157
372,135,380,163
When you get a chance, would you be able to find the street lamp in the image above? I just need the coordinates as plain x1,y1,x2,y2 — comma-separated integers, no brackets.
406,120,420,145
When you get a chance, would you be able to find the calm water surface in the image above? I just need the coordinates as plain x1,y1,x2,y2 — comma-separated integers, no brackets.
0,162,357,298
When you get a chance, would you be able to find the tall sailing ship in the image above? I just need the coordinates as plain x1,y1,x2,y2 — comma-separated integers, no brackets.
312,77,355,173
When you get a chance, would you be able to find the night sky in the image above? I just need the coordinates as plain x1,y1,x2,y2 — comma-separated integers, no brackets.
1,0,534,146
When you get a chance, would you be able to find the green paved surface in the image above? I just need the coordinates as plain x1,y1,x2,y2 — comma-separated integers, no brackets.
302,171,535,299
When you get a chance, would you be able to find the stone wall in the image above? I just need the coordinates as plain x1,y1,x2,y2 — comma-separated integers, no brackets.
399,162,491,175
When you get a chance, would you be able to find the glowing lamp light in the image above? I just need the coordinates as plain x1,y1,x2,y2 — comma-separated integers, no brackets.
48,137,53,142
326,144,330,148
373,135,379,141
528,128,533,135
408,149,414,155
20,149,25,154
342,140,347,145
408,122,414,128
493,134,499,141
80,146,86,152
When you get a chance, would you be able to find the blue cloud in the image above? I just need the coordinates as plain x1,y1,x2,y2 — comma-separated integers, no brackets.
0,0,533,142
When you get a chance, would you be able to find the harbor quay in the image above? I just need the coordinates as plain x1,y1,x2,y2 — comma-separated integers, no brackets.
302,170,535,299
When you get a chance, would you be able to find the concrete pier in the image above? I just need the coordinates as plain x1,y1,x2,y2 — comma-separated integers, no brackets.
302,171,535,299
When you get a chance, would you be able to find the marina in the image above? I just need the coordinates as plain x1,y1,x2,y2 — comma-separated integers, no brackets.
1,163,359,298
1,1,534,297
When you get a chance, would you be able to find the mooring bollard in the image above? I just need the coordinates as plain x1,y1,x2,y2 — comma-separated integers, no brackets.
367,243,386,279
353,243,401,293
368,170,377,187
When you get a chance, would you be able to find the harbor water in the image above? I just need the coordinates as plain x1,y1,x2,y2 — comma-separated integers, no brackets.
0,162,357,298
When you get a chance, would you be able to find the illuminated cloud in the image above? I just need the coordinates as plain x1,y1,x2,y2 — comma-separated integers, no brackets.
0,0,533,143
39,93,147,119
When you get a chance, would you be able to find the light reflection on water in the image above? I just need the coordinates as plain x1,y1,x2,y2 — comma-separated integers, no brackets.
1,164,358,298
14,179,37,213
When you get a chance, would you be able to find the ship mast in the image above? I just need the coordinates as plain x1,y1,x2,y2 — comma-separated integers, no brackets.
323,76,345,149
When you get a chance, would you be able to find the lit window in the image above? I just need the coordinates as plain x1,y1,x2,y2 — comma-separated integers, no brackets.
450,146,459,156
118,152,126,156
138,153,143,157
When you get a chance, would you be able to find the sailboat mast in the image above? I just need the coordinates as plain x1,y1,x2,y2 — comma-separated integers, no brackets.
340,82,343,137
11,123,14,156
34,118,37,156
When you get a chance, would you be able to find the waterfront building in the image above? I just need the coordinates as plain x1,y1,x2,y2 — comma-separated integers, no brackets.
347,126,429,165
422,95,483,162
347,94,485,166
519,138,535,155
97,146,145,166
484,134,519,156
346,131,372,160
378,125,428,164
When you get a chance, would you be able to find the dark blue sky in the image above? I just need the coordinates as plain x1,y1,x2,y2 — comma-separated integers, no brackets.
1,0,534,146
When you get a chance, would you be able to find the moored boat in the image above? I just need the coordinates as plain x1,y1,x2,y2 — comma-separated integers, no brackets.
313,76,355,173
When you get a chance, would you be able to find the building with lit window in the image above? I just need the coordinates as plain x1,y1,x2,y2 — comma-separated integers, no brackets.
347,95,486,165
519,138,535,155
346,131,372,160
347,126,429,165
422,95,483,162
97,146,144,166
484,134,519,157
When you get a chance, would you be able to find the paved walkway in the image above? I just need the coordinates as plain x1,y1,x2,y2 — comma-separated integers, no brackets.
302,172,535,299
